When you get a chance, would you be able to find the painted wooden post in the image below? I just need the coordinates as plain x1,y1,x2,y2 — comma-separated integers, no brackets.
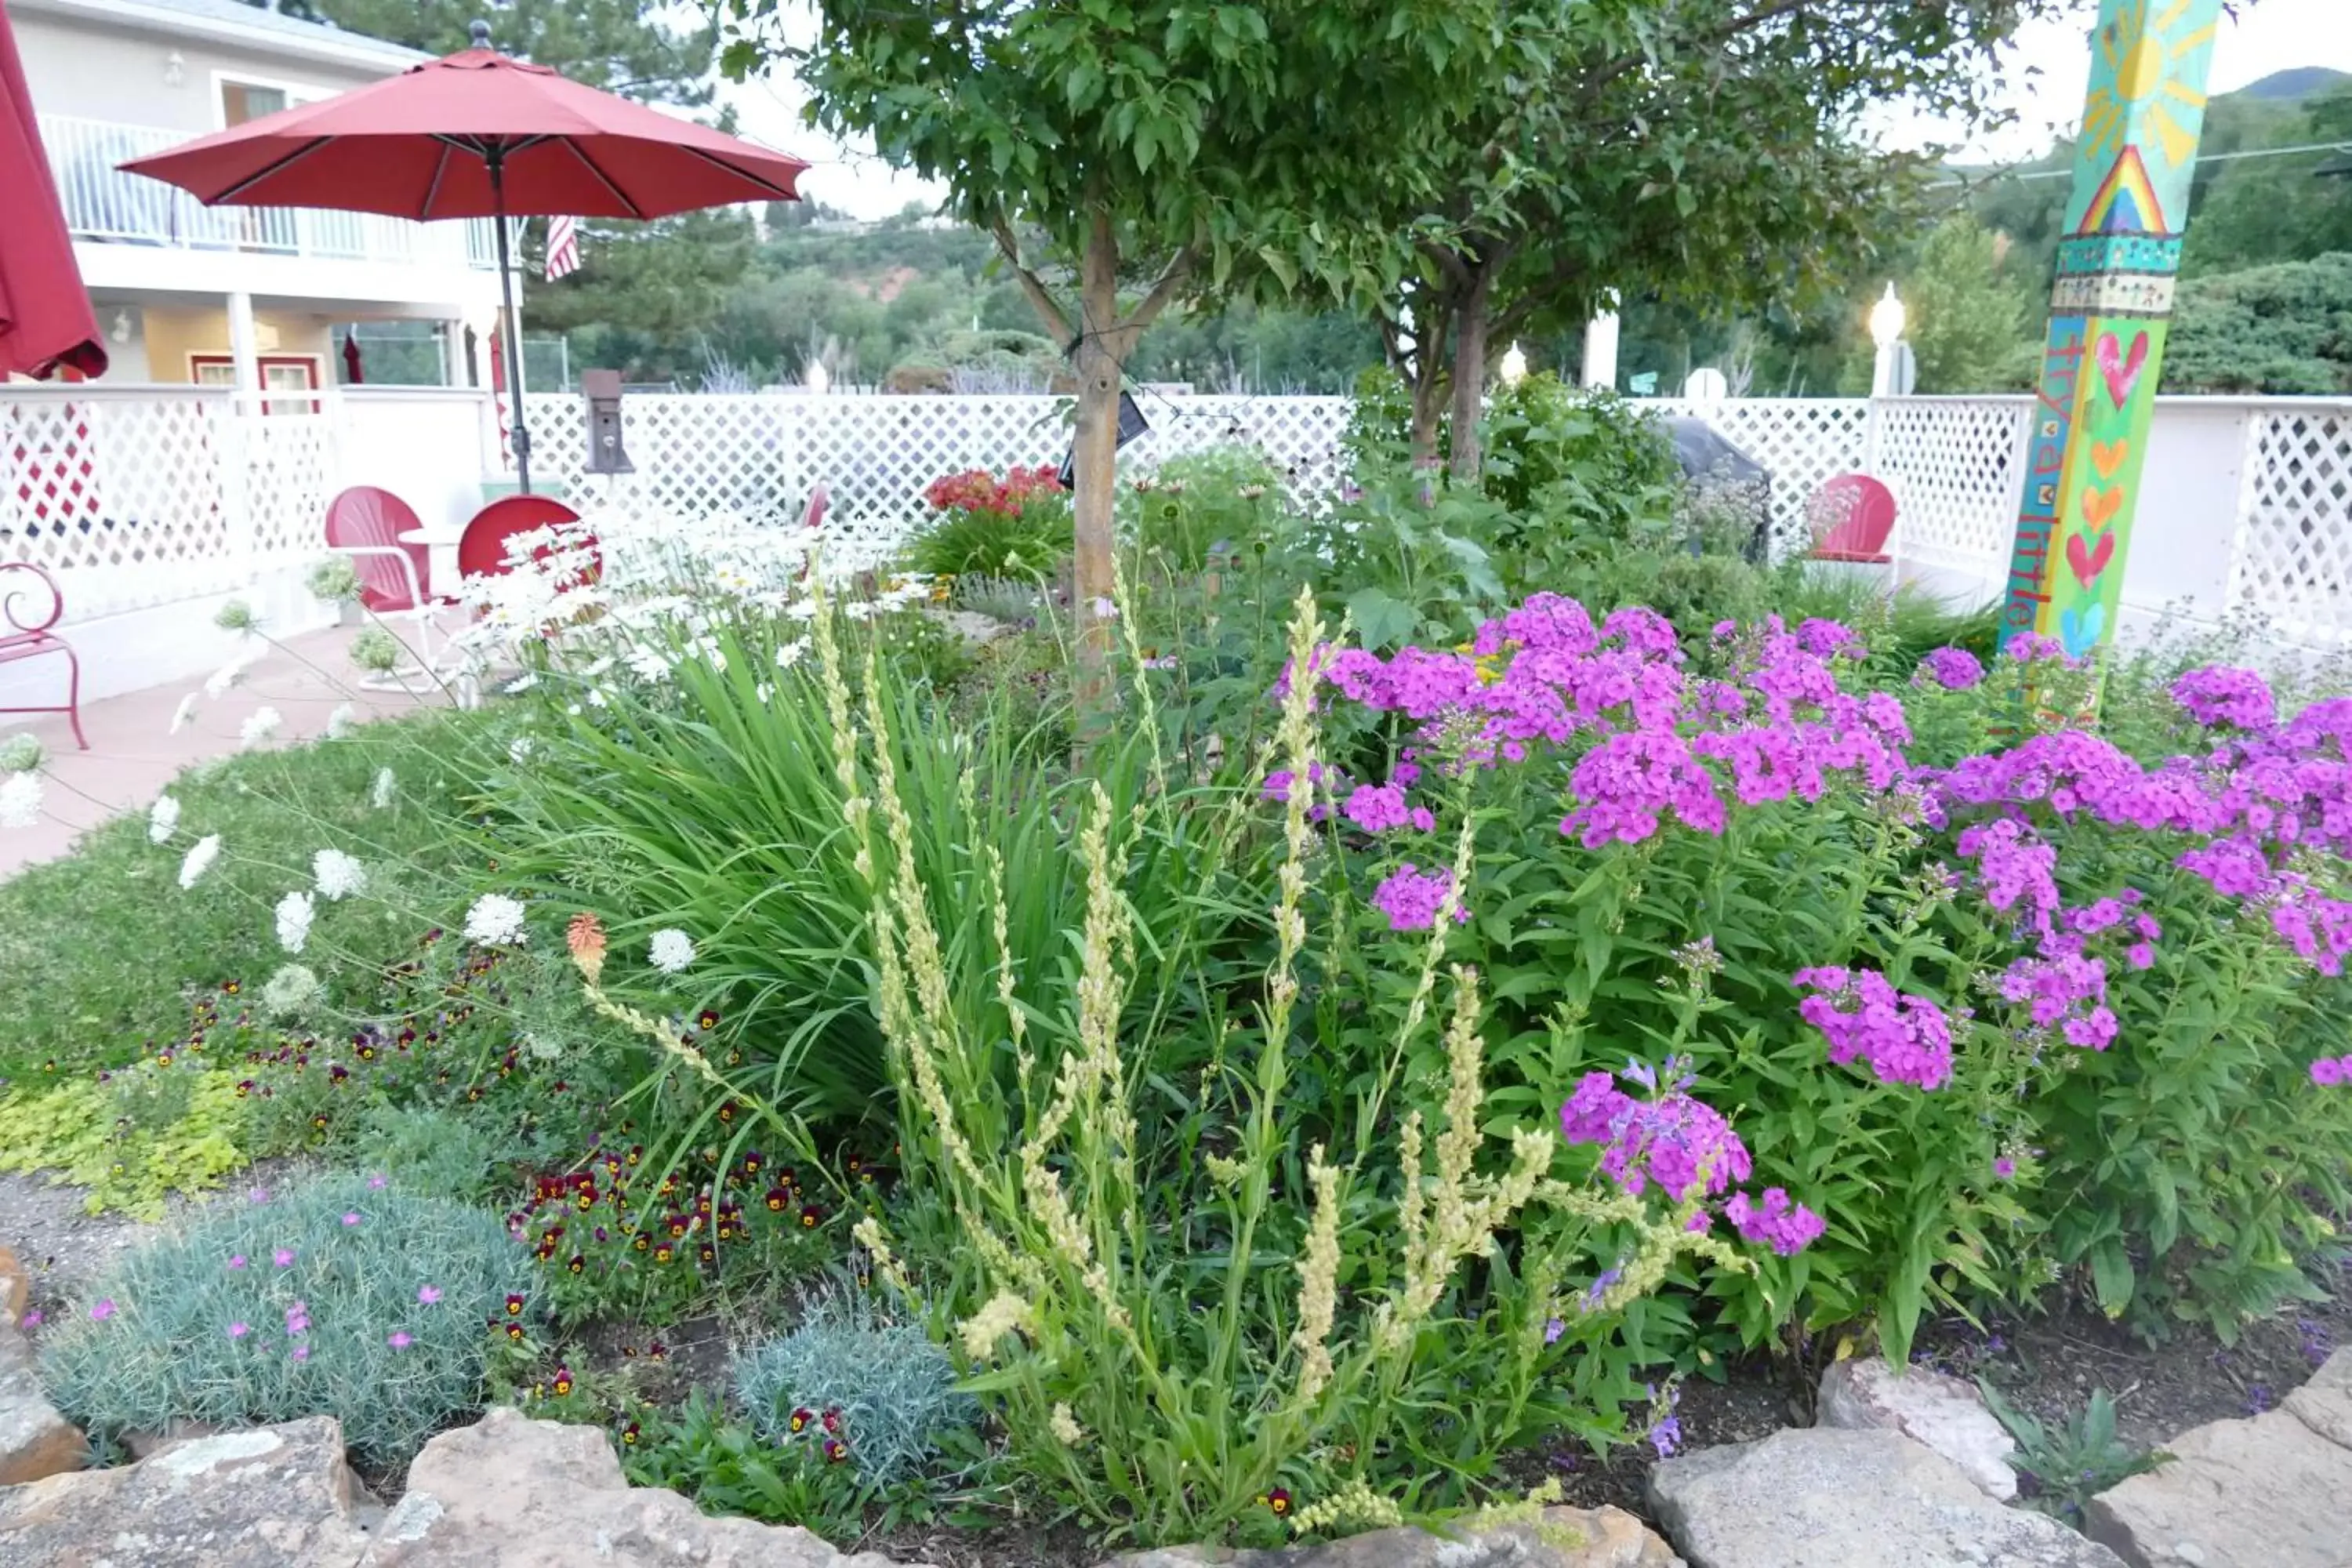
1997,0,2223,677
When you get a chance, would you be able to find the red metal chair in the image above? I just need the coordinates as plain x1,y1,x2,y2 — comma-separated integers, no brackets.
0,562,86,750
323,486,436,612
1806,474,1898,564
456,494,593,585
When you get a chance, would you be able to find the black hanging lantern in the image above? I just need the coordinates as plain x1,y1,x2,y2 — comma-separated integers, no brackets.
1058,390,1151,488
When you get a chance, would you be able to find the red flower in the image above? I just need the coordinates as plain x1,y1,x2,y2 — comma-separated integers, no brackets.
799,1205,823,1229
504,1294,525,1317
697,1010,720,1032
820,1408,842,1435
764,1187,789,1213
789,1406,814,1434
1264,1489,1292,1517
620,1421,641,1446
822,1437,849,1464
552,1367,574,1396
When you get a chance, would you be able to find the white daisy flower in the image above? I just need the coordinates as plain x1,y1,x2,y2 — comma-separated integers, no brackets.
0,771,41,829
463,893,528,947
274,890,315,954
312,848,367,902
647,928,695,975
509,735,534,764
775,640,808,670
148,794,182,845
239,706,283,747
179,833,222,889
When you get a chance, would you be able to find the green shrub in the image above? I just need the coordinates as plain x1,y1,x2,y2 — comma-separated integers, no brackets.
735,1283,976,1483
42,1171,525,1463
1123,446,1288,575
903,466,1073,579
1478,374,1681,539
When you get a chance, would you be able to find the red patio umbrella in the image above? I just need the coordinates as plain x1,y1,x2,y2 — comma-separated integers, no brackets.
0,0,107,380
121,22,806,488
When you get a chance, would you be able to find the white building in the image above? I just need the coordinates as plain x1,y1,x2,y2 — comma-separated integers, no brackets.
13,0,502,393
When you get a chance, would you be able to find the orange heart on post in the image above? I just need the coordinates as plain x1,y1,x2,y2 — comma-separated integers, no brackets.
2081,485,2124,530
2091,440,2129,481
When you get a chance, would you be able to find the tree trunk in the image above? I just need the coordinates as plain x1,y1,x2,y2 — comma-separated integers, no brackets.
1405,302,1452,474
1448,267,1494,482
1070,212,1124,735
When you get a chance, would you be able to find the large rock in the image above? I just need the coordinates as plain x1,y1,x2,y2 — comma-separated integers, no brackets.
364,1405,927,1568
0,1319,82,1487
2084,1353,2352,1568
0,1246,27,1327
1110,1506,1682,1568
1649,1425,2125,1568
1817,1356,2018,1501
0,1415,367,1566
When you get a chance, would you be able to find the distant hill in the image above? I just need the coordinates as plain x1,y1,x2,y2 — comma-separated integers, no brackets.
2227,67,2350,103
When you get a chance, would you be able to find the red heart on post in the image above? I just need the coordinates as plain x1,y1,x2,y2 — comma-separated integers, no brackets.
2067,529,2115,588
2096,331,2150,408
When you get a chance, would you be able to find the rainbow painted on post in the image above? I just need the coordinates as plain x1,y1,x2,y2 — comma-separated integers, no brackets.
1998,0,2223,679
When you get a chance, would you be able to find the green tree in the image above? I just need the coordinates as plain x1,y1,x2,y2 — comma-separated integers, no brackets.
2165,252,2352,395
1361,1,2062,477
528,209,758,377
717,0,1508,704
314,0,717,104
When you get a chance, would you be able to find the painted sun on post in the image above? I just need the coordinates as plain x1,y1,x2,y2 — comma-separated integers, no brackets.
2080,0,2220,171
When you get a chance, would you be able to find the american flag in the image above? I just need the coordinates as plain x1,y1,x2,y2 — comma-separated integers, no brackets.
544,215,582,281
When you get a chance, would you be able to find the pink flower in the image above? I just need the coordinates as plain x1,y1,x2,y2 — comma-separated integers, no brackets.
1370,863,1468,931
417,1285,441,1305
227,1321,250,1340
387,1330,413,1350
1725,1188,1827,1255
249,1186,271,1203
89,1299,115,1322
368,1174,389,1190
341,1212,361,1227
227,1254,248,1270
292,1345,310,1363
2314,1057,2348,1088
274,1248,296,1268
1994,1156,2017,1179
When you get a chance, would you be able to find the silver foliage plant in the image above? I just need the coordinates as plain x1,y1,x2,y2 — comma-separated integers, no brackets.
733,1280,978,1484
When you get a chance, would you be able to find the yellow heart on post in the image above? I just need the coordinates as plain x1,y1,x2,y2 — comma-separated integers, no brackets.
2082,485,2125,530
2091,439,2129,481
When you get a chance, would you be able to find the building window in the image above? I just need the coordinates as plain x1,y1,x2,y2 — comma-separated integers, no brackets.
220,81,289,126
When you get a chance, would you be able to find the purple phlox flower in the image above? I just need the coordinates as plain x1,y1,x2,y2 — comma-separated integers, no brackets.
387,1330,413,1350
1370,863,1467,932
417,1284,442,1305
291,1344,310,1363
341,1211,362,1227
274,1247,296,1268
90,1299,115,1322
1794,967,1955,1090
2003,632,2072,666
227,1321,250,1340
2172,666,2278,731
1341,782,1414,834
1559,1072,1751,1202
368,1173,389,1190
1560,728,1725,848
2270,891,2352,977
2312,1055,2350,1087
1724,1188,1827,1255
227,1254,248,1270
1917,646,1986,691
1711,619,1738,641
1955,818,2062,935
1994,1156,2017,1180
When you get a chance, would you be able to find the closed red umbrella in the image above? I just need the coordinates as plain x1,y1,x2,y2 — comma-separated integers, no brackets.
0,0,106,380
122,23,806,487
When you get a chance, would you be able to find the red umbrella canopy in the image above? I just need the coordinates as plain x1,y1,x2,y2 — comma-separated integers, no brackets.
0,0,106,379
118,31,808,220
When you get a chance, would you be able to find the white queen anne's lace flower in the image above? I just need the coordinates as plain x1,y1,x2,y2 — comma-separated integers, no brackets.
647,928,695,975
464,893,528,947
179,833,223,889
148,794,182,845
240,706,283,747
370,768,396,809
325,703,357,740
0,771,41,829
313,848,367,901
275,890,315,954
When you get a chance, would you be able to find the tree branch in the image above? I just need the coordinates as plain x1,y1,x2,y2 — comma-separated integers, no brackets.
1123,242,1201,333
1416,237,1476,291
987,212,1075,340
1576,0,1815,111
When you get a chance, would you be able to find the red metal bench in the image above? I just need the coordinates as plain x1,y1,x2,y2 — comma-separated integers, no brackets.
0,562,86,750
1806,474,1898,564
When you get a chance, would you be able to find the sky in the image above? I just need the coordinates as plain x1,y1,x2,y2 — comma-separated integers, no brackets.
716,0,2352,223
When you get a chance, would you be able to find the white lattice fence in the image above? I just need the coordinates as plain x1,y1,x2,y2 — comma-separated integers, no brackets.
236,408,339,564
521,393,1356,553
1871,397,2033,573
1654,397,1871,553
2229,403,2352,647
1,390,239,620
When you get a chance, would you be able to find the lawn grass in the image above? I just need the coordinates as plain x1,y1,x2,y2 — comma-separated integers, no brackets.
0,714,481,1082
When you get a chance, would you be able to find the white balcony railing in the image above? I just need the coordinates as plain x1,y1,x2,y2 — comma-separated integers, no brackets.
40,113,499,270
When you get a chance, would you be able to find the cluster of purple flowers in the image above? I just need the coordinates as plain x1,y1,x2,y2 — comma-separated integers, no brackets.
1725,1187,1828,1256
1792,967,1956,1089
1558,1065,1754,1203
2172,666,2278,731
1370,863,1464,932
2310,1054,2352,1087
1917,647,1987,691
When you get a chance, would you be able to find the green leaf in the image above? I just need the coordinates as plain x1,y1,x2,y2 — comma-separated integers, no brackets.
2089,1242,2136,1316
1345,586,1417,651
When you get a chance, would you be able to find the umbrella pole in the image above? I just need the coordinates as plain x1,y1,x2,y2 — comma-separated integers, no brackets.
488,147,533,494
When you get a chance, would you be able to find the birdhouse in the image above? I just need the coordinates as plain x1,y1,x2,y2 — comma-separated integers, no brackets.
582,369,632,475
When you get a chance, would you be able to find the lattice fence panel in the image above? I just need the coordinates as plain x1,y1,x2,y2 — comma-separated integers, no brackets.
2230,406,2352,648
1,393,234,619
1872,397,2033,573
1653,397,1871,555
235,411,339,567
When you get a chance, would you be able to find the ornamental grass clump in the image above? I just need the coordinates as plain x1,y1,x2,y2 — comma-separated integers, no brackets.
735,1283,977,1484
42,1171,524,1464
832,585,1766,1541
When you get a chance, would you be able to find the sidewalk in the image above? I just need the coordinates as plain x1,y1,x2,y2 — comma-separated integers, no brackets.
1,624,433,883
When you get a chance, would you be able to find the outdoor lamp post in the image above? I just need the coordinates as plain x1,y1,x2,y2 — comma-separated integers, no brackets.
1869,283,1911,397
1498,342,1530,387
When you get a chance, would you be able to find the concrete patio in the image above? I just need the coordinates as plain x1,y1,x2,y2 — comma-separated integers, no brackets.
1,622,434,882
